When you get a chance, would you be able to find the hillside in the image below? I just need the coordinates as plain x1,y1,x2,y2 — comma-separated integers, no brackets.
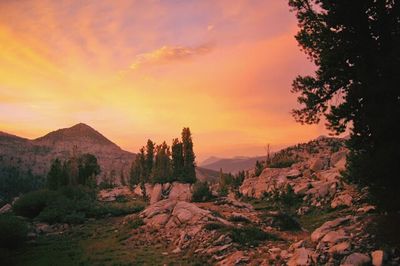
0,123,135,182
200,155,267,174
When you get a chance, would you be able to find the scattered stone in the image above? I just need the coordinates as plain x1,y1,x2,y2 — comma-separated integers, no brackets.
269,247,282,260
331,194,353,209
287,248,314,266
0,203,12,214
98,186,135,202
310,157,329,172
357,205,376,213
311,216,352,242
341,252,371,266
371,250,385,266
321,230,348,245
329,242,351,255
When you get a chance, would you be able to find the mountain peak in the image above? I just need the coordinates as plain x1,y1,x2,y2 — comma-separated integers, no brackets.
34,123,117,147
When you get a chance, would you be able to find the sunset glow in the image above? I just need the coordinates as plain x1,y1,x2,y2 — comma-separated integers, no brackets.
0,0,329,161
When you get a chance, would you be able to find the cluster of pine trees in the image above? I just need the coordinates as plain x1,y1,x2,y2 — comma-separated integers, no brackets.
129,127,196,186
47,152,100,190
218,169,246,196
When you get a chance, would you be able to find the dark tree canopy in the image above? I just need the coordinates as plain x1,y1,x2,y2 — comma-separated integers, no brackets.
46,153,100,190
129,128,197,186
144,139,155,181
181,127,196,183
289,0,400,210
78,153,100,186
151,141,172,184
130,147,146,186
171,138,184,180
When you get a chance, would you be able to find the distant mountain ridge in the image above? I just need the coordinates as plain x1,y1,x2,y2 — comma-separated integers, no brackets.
34,123,117,147
0,123,135,182
0,123,219,184
200,155,267,174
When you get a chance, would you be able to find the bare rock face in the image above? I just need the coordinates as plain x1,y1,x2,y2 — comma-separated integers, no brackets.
311,216,353,242
239,168,291,198
150,184,163,204
287,247,314,266
310,157,330,172
168,182,192,201
140,199,226,228
331,194,353,209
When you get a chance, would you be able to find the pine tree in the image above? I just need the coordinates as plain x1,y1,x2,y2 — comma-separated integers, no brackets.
145,139,155,181
47,158,63,190
120,170,126,186
171,138,184,182
181,127,196,183
151,142,172,184
289,0,400,210
130,147,146,186
78,153,100,186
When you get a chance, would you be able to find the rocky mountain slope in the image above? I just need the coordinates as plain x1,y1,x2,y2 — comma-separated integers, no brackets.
0,123,135,181
96,136,398,265
201,155,267,174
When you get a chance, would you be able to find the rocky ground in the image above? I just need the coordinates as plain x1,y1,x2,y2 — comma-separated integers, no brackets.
3,136,400,265
116,137,399,265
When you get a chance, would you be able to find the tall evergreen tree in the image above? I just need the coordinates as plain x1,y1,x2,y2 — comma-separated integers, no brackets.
171,138,184,181
289,0,400,210
78,153,100,186
181,127,196,183
130,147,146,186
145,139,155,181
47,158,63,190
151,142,172,184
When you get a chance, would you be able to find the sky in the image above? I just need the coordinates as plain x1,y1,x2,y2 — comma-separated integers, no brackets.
0,0,331,162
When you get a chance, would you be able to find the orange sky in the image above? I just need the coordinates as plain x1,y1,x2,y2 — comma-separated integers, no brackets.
0,0,332,162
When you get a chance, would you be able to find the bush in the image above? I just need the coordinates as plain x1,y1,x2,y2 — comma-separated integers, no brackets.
64,211,86,224
59,185,95,201
0,214,28,248
204,222,226,231
127,216,144,229
13,190,58,218
230,226,275,246
192,182,213,202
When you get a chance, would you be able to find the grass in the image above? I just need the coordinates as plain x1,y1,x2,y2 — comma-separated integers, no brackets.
299,207,352,231
0,217,206,265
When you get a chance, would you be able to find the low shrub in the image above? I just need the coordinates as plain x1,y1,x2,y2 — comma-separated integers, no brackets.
230,226,275,246
192,182,213,202
127,217,144,229
13,190,58,218
64,211,86,224
204,222,226,231
0,214,29,248
229,215,250,223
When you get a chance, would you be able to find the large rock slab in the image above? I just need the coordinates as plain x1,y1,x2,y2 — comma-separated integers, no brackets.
150,184,163,204
311,216,352,242
287,247,314,266
168,182,192,201
341,252,371,266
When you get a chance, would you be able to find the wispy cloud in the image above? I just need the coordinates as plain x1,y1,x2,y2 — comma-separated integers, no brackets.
130,43,212,70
